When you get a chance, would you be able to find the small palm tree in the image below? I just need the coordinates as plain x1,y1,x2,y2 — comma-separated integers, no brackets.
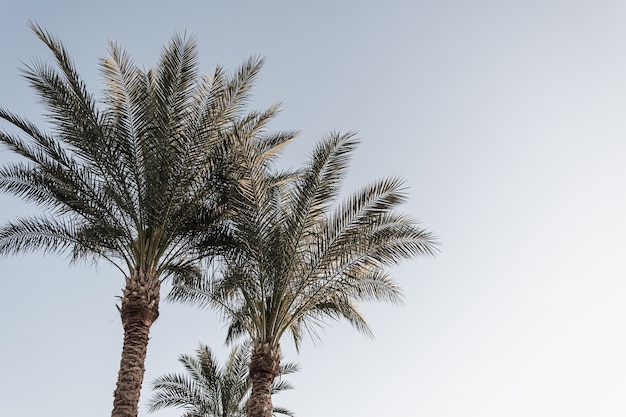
148,343,298,417
0,23,295,417
170,132,438,417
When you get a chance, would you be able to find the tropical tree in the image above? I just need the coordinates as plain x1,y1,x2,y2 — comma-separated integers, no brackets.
148,342,298,417
0,23,295,417
169,132,438,417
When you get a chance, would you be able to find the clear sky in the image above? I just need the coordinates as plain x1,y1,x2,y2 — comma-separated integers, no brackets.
1,1,625,416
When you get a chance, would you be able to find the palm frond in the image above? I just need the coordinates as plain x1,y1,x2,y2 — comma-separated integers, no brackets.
0,216,78,256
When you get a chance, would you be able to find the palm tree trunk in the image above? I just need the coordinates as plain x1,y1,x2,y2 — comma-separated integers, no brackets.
111,269,161,417
247,342,281,417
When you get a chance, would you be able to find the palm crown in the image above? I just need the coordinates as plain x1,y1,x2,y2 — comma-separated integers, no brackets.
0,24,293,277
173,132,437,347
148,343,298,417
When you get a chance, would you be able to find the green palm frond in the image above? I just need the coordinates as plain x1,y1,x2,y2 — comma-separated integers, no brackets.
0,216,81,256
25,23,104,156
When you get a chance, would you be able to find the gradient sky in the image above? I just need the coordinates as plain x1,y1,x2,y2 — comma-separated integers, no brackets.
1,1,625,416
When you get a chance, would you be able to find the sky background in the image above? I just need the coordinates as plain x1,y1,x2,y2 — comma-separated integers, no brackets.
1,1,625,416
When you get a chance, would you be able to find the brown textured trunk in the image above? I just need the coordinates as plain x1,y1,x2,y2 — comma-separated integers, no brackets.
111,268,160,417
247,342,281,417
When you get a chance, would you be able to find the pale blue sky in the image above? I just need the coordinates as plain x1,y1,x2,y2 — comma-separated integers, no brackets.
1,1,625,416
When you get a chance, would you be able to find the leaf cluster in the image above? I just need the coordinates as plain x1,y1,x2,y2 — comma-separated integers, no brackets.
0,22,296,282
169,132,438,350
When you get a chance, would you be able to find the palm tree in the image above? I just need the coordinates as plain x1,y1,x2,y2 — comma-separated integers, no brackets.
148,342,298,417
0,23,295,417
169,132,438,417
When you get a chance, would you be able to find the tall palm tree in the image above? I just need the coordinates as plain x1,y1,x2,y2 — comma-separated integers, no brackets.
170,132,438,417
148,342,298,417
0,23,295,417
